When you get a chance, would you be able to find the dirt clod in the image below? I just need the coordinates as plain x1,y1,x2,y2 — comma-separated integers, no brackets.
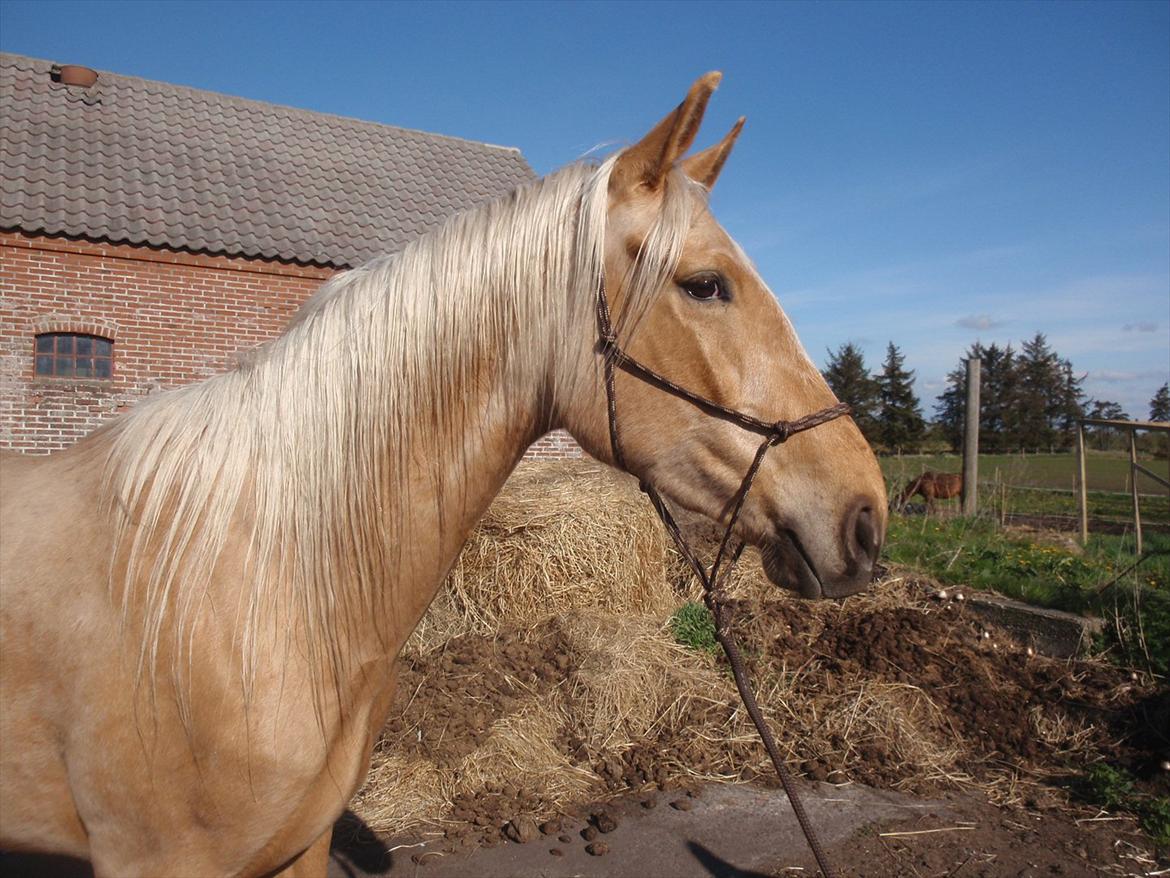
504,817,538,844
585,841,610,857
592,810,618,833
670,798,693,812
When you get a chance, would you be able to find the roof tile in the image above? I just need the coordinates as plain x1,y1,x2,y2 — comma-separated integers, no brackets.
0,53,534,268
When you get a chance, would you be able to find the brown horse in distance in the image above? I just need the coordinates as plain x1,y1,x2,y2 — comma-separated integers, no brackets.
897,471,962,512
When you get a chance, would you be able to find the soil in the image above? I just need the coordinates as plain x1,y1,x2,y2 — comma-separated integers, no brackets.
725,592,1168,792
1004,511,1170,537
383,618,578,768
329,783,1162,877
835,792,1158,877
365,572,1168,865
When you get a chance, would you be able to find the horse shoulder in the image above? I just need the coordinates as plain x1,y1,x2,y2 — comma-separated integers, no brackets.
1,443,116,859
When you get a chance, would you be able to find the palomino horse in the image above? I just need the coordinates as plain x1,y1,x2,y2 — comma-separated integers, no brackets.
897,470,963,512
0,74,886,876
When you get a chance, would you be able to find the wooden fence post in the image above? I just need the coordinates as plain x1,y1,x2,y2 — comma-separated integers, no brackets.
961,358,980,516
1129,429,1143,555
1076,421,1088,545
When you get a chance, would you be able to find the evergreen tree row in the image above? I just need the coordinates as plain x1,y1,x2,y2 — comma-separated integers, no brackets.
822,336,1169,455
822,341,925,453
934,334,1087,453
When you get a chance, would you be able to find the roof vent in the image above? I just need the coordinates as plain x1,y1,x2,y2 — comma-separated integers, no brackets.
51,65,98,88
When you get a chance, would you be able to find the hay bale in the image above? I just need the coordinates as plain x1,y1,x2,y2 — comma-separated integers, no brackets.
560,610,719,746
452,698,596,803
409,460,672,651
351,751,449,833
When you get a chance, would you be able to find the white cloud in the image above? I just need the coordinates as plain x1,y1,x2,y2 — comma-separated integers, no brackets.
956,314,1006,330
1091,370,1139,383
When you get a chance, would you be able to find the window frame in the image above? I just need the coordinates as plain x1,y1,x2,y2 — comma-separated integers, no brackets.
33,332,115,381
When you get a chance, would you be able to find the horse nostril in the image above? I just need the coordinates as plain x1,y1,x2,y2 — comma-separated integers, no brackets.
853,505,878,564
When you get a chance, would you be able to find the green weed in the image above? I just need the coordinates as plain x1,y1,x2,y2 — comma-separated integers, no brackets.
1075,763,1170,849
669,602,717,654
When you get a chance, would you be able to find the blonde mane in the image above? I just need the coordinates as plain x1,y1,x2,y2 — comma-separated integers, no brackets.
101,156,701,712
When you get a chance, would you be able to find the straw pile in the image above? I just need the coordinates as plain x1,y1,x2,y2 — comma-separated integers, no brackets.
351,459,1151,842
406,460,673,652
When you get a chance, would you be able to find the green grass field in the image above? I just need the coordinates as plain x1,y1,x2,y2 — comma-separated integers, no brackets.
881,451,1169,494
882,452,1169,523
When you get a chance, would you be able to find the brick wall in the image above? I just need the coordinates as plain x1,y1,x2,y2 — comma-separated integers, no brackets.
0,230,334,453
527,429,585,460
0,230,583,459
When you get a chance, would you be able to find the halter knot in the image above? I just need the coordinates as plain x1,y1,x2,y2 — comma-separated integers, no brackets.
768,420,792,445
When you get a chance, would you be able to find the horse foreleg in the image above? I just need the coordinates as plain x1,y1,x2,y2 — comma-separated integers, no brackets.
267,831,331,878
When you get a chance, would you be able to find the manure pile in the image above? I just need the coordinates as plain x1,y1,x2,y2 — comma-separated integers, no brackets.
351,460,1164,850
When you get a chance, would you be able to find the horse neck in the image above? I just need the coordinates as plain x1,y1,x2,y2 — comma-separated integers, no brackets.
105,170,594,698
249,198,579,649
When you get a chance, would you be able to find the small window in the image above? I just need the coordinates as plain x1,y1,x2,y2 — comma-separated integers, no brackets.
34,333,114,379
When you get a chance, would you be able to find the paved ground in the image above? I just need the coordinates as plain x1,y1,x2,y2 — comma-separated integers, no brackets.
3,781,1154,876
328,782,947,878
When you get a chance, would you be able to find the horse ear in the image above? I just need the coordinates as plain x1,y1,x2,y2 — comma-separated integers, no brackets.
680,116,745,190
611,71,722,194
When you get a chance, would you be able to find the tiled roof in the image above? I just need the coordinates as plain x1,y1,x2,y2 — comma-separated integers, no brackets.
0,53,534,268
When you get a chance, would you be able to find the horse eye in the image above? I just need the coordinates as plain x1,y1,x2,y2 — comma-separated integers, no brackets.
681,276,725,301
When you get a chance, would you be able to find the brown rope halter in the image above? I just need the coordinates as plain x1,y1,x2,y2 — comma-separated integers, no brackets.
597,278,850,878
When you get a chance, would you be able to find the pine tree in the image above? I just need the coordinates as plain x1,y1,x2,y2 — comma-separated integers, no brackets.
1016,333,1062,451
822,342,880,442
1149,383,1170,458
1151,383,1170,422
1088,400,1127,420
934,343,984,452
979,343,1018,453
1054,359,1086,450
936,335,1087,452
876,342,925,453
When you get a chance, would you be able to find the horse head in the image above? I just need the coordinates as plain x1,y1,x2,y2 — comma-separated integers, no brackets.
561,73,887,599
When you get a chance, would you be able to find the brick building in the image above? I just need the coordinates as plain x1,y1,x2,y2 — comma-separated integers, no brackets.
0,53,583,458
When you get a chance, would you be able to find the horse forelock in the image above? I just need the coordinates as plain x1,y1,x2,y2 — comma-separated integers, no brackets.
99,154,700,718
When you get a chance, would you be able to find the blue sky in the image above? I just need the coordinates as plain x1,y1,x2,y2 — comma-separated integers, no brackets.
3,0,1167,417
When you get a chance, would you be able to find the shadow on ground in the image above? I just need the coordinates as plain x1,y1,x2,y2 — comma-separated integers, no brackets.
0,810,393,878
686,841,773,878
330,810,394,877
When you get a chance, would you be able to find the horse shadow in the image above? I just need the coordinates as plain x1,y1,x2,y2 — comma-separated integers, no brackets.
0,811,393,878
685,841,778,878
329,810,395,876
0,851,92,878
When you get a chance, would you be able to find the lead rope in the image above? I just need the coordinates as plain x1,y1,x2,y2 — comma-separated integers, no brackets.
597,282,843,878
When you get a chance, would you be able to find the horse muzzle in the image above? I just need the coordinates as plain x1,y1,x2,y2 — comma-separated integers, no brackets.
760,499,883,600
